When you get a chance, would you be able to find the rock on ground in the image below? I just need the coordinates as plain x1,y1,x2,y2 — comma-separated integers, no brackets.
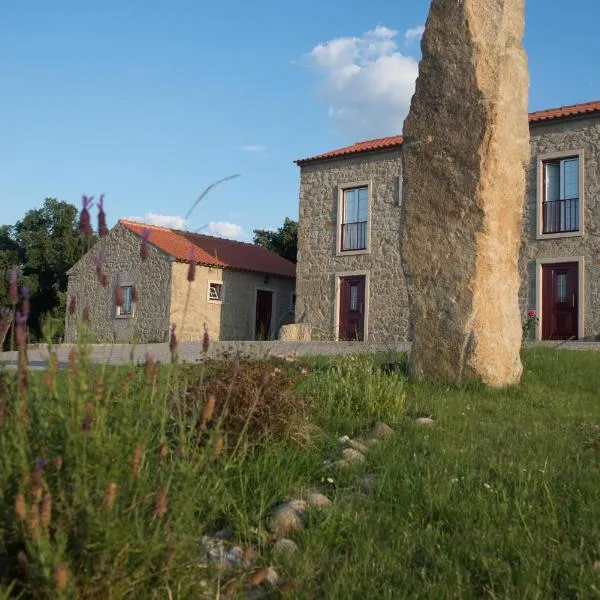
273,538,299,561
371,422,395,439
400,0,529,387
268,500,307,536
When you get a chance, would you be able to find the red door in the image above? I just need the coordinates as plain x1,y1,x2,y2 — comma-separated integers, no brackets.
542,263,578,340
338,276,366,341
255,290,273,340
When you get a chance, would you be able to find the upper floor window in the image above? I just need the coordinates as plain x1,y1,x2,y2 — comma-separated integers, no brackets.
537,150,584,239
339,185,369,253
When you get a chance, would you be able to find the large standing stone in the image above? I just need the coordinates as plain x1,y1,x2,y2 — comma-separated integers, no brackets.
400,0,529,387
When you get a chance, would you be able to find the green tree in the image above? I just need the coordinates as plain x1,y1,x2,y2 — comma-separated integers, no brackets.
0,198,86,342
253,217,297,263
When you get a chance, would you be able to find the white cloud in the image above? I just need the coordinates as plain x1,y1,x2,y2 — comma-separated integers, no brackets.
126,213,187,230
405,25,425,45
243,145,267,153
303,25,420,138
205,221,248,241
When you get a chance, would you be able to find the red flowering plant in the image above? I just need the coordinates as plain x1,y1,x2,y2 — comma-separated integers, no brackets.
523,308,538,342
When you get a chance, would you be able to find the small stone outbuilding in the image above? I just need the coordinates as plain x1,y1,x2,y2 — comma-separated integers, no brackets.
64,220,296,343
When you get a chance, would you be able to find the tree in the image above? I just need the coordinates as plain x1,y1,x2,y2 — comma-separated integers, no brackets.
0,198,86,342
253,217,297,263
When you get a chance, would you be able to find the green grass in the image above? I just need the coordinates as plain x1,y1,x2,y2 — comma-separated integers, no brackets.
1,347,600,598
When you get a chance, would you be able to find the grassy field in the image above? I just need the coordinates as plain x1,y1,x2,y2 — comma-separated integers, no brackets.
1,346,600,598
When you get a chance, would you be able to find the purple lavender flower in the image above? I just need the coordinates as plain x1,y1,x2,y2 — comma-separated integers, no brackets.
35,456,49,472
187,245,196,282
15,311,27,347
79,195,94,237
21,286,29,318
97,194,109,237
140,228,152,262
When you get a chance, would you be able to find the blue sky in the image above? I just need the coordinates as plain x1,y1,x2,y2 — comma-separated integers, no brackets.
1,0,599,239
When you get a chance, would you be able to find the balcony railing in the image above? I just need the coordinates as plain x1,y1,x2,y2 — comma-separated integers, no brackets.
341,221,367,251
542,198,579,234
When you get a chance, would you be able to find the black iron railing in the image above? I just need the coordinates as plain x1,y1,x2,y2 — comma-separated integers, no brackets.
341,221,367,251
542,198,579,234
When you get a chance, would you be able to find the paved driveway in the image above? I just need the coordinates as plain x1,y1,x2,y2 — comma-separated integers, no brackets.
1,340,598,370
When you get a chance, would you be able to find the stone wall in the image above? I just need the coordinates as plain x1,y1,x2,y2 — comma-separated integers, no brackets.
519,115,600,340
170,263,295,342
65,224,172,343
296,150,408,342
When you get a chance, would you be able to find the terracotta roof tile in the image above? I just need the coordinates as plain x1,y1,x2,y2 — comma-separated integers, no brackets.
296,100,600,165
296,135,404,165
120,220,296,278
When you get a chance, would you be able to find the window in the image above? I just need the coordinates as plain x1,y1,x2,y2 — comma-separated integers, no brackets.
208,282,223,302
538,151,583,237
116,285,134,317
340,185,369,252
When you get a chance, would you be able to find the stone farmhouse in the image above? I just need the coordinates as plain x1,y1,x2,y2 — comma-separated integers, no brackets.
65,220,296,343
295,100,600,342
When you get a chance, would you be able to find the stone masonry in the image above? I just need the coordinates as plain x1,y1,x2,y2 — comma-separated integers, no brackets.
65,224,173,343
520,116,600,340
401,0,529,386
295,150,408,342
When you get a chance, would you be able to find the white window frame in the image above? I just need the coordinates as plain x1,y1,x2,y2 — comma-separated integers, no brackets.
336,181,372,256
534,256,585,340
115,284,135,319
207,281,224,303
536,149,584,240
333,269,370,341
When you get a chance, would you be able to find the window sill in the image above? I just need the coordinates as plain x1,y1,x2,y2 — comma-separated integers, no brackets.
536,231,583,241
336,248,371,257
114,314,134,320
207,299,222,305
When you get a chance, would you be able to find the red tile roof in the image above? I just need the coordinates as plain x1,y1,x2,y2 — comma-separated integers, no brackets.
296,100,600,165
120,220,296,278
528,99,600,124
296,135,404,165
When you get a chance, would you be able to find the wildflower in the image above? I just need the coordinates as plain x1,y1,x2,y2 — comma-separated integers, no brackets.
55,563,69,592
15,312,27,348
82,302,91,324
92,251,107,284
95,373,104,402
300,367,308,375
79,195,94,236
15,494,27,520
21,286,29,318
8,267,19,305
131,446,142,476
201,394,216,428
115,277,124,308
97,193,109,237
158,444,169,462
187,245,196,282
68,295,77,315
169,324,178,363
28,506,40,540
17,551,29,576
155,488,168,518
211,434,224,461
104,482,117,510
528,309,537,319
41,492,52,527
140,228,151,262
202,322,210,353
81,406,93,432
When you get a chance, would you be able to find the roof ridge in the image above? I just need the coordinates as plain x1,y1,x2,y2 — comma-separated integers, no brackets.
119,219,295,260
529,98,600,115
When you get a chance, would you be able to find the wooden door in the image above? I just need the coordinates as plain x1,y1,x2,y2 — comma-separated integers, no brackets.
542,263,578,340
255,290,273,340
338,276,366,341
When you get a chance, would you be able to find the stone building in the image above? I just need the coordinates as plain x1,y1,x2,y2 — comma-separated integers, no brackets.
295,100,600,342
65,220,296,343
